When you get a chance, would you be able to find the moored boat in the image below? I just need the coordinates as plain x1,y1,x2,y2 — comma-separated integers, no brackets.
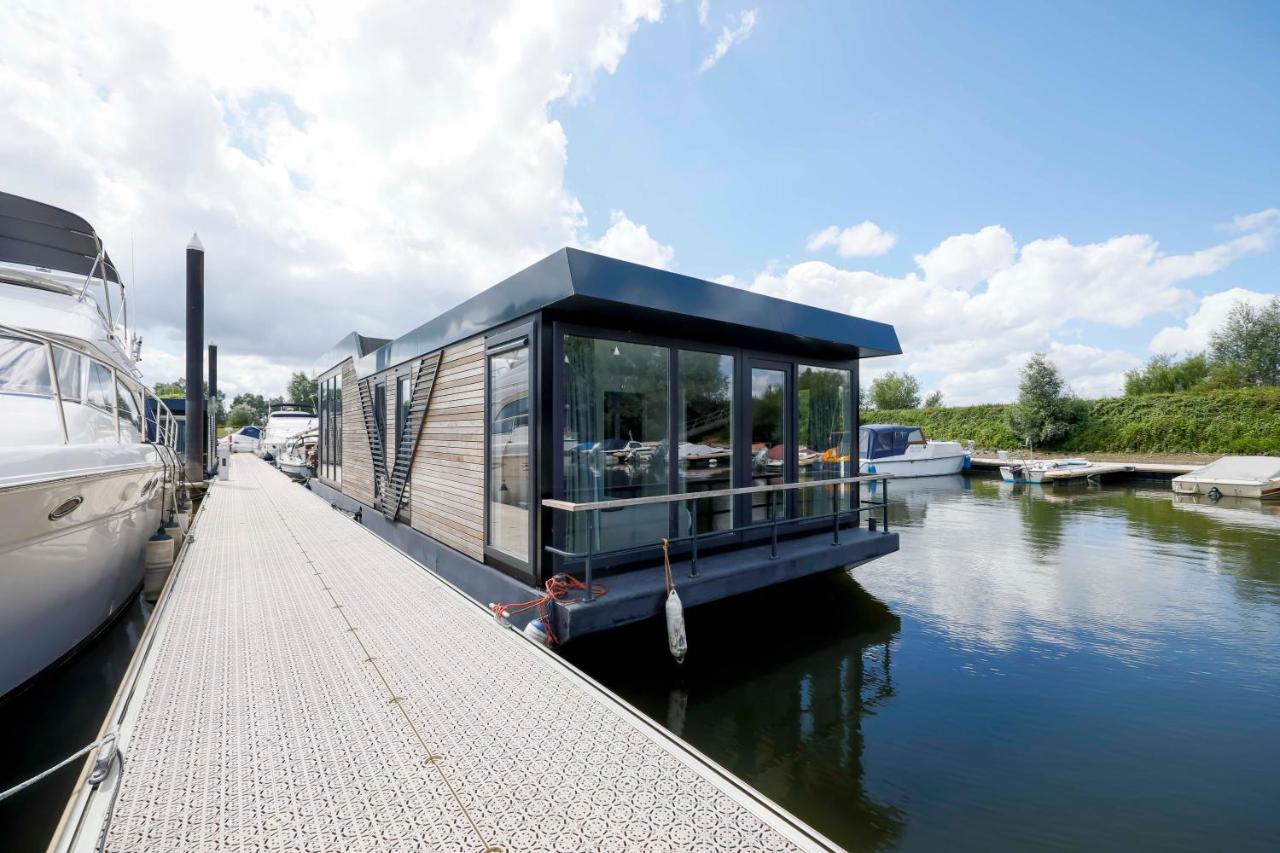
277,427,318,480
0,191,179,700
1172,456,1280,500
859,424,970,478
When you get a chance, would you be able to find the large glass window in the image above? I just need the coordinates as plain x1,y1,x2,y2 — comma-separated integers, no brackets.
749,366,787,521
52,347,83,401
678,350,734,534
116,378,143,441
562,335,669,552
0,336,62,446
488,343,531,562
797,364,852,516
0,335,53,395
86,361,115,414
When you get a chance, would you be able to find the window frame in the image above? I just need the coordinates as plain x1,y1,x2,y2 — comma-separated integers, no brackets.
483,320,539,581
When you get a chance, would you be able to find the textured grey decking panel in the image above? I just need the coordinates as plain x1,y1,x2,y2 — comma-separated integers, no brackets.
102,455,817,852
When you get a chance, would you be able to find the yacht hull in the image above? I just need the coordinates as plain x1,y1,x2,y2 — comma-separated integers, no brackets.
0,451,167,700
860,452,967,478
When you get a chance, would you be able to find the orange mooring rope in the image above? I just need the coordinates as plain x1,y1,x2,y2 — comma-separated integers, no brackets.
490,573,607,646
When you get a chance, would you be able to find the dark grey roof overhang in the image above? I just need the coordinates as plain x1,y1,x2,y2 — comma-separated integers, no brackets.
321,248,901,379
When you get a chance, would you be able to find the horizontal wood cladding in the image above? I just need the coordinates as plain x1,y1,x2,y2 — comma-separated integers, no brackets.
410,336,485,561
340,358,376,507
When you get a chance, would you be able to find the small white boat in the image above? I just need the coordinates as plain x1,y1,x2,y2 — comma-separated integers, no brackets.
859,424,970,478
1172,456,1280,500
1001,458,1090,483
277,428,318,480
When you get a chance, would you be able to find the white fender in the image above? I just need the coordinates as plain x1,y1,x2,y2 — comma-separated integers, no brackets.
665,588,687,664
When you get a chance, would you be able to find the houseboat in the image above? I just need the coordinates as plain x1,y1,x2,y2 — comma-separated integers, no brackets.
311,248,903,643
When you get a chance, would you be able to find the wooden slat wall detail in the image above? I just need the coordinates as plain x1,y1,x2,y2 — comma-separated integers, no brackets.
340,358,376,507
410,336,485,561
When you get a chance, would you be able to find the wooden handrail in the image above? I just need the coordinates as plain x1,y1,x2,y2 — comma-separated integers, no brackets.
542,472,893,512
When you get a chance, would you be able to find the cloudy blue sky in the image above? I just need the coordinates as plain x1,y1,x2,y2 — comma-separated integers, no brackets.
2,1,1277,403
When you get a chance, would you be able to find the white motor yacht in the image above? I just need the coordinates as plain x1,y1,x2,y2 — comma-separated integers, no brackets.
0,191,179,701
277,427,318,480
858,424,971,478
258,404,318,462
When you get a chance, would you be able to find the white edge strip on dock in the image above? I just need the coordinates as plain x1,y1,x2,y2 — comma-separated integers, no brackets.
48,476,843,853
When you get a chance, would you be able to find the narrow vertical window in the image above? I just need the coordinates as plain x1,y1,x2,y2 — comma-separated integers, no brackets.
678,350,734,533
488,343,530,562
797,365,852,516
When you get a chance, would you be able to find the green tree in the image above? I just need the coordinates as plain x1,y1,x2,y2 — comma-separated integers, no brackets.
230,392,269,423
1123,353,1210,395
152,379,225,422
870,372,921,409
227,403,256,428
286,371,319,409
1007,353,1084,446
1209,297,1280,386
923,390,943,408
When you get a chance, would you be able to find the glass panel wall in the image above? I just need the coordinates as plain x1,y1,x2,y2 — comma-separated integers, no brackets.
749,367,787,521
562,336,669,552
797,364,852,516
677,350,733,534
488,344,531,562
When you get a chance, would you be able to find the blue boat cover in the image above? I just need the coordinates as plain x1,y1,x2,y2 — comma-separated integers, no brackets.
860,424,925,459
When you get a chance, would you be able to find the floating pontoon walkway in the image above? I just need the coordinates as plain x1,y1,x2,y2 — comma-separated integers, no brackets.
53,455,832,852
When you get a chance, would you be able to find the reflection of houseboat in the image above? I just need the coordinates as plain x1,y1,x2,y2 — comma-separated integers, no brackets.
860,424,969,478
311,248,903,643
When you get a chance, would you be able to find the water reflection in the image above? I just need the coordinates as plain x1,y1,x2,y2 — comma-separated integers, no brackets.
564,574,905,850
578,476,1280,850
0,596,148,851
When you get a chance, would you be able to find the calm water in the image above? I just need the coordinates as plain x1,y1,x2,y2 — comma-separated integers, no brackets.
566,475,1280,851
0,597,148,852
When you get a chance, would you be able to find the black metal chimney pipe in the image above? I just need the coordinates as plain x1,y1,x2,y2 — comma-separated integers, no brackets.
185,233,205,484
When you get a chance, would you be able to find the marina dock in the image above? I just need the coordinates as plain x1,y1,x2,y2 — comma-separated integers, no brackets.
969,456,1198,482
51,455,834,852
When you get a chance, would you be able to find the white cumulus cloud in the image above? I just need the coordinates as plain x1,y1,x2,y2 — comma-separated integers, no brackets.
806,221,897,258
748,210,1279,403
1149,287,1278,355
582,210,675,269
0,0,664,396
699,8,757,72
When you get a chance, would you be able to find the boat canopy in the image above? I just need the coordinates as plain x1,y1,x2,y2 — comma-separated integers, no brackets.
859,424,926,459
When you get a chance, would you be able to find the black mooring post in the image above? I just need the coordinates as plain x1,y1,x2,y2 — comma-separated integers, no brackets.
207,341,218,476
184,234,205,485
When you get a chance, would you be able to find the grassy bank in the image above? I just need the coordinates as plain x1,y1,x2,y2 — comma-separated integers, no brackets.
865,387,1280,455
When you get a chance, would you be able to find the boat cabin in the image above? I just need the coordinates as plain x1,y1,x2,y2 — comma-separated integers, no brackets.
311,248,903,641
860,424,927,460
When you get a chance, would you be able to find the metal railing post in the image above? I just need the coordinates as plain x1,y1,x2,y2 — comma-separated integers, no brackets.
831,482,840,545
689,496,700,578
882,477,890,534
584,508,597,601
769,491,779,559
